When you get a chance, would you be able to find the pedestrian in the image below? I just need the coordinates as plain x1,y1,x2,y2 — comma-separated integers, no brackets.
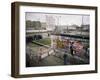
70,42,74,56
63,53,67,65
38,48,42,63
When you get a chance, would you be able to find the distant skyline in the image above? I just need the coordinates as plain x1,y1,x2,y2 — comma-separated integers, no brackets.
26,12,90,26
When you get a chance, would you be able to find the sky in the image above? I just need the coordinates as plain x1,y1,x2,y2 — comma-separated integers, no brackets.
25,12,90,26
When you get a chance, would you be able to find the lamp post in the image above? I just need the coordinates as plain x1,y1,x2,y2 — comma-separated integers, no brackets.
81,15,84,35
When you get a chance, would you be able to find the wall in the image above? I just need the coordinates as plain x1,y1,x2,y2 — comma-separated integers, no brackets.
0,0,100,80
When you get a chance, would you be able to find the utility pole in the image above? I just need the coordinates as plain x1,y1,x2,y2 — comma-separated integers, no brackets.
81,15,84,35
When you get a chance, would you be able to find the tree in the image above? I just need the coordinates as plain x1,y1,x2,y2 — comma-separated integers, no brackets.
32,21,41,30
26,20,32,28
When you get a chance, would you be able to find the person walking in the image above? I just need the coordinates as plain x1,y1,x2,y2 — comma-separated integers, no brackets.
38,47,42,63
63,53,67,65
70,42,74,56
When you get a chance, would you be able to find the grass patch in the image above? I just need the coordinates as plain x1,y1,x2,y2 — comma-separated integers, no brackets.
33,38,51,46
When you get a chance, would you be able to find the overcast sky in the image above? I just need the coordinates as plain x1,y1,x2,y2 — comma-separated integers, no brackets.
26,12,90,26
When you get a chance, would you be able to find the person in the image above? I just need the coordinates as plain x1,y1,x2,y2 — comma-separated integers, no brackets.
63,53,67,65
70,42,74,56
38,47,42,63
84,47,89,58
